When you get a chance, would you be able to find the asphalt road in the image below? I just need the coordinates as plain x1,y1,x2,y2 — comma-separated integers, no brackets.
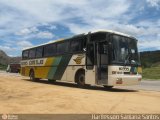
116,80,160,92
0,70,160,91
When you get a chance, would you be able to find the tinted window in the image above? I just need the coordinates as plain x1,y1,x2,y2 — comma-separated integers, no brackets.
36,47,43,58
44,44,56,57
91,33,106,41
70,39,82,52
29,49,36,58
99,42,108,65
86,43,94,69
57,41,69,54
22,50,29,59
111,35,140,65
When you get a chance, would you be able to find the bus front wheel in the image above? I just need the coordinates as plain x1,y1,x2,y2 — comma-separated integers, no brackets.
77,72,85,87
103,86,113,89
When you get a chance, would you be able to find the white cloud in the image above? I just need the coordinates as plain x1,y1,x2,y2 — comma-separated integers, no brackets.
15,28,54,40
48,25,57,30
36,31,54,39
0,0,131,35
147,0,160,9
17,40,33,49
139,39,160,50
0,46,15,52
15,27,39,36
0,0,160,56
66,20,160,39
0,45,19,57
16,29,32,36
0,40,33,56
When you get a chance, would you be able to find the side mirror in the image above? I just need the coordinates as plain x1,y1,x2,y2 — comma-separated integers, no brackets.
83,48,86,52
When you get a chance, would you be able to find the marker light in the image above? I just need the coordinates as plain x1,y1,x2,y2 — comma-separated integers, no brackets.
116,78,122,84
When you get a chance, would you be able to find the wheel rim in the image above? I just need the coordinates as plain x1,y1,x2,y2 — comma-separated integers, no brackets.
79,74,85,85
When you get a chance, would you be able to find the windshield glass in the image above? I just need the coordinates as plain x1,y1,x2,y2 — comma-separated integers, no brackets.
111,35,140,66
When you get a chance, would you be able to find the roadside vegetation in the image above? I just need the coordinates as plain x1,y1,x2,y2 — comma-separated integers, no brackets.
142,66,160,80
141,50,160,80
0,64,7,71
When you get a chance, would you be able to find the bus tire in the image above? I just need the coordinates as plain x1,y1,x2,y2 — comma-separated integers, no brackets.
48,79,56,83
77,71,85,87
29,70,39,81
103,86,113,89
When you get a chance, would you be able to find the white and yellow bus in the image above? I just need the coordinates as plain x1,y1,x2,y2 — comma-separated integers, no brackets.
21,30,142,88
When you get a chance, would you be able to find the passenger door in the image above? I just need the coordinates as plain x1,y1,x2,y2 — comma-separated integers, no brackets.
96,41,108,84
85,43,96,85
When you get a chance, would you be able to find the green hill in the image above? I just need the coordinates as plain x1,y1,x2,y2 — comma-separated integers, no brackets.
140,50,160,80
140,50,160,68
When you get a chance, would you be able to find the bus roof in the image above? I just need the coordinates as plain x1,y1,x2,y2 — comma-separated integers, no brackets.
23,29,134,50
91,29,132,38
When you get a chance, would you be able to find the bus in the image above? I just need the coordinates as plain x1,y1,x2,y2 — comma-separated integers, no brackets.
6,63,20,73
21,30,142,88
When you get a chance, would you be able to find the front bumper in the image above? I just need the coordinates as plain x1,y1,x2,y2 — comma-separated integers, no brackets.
107,74,142,86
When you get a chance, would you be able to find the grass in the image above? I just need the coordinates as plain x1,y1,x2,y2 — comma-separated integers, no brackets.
142,66,160,80
0,64,7,71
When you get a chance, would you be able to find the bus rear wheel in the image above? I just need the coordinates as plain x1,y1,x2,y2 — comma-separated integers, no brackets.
29,70,39,81
48,79,56,83
77,72,85,87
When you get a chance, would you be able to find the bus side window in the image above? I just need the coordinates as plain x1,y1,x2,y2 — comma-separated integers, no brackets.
36,47,43,58
70,39,82,52
57,41,69,54
29,49,36,59
44,44,56,57
22,50,29,60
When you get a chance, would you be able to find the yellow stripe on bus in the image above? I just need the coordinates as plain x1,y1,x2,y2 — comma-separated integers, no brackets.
35,57,55,78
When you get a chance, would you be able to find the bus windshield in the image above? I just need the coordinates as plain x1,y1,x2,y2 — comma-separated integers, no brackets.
111,35,140,66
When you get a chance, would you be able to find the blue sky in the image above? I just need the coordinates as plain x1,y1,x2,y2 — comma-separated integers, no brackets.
0,0,160,56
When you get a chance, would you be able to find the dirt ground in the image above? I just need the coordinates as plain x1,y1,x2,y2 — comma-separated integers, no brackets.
0,72,160,114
